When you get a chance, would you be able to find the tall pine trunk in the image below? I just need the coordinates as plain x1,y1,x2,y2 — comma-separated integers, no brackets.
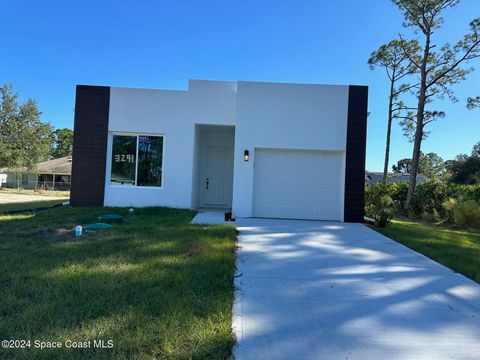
383,78,396,183
405,93,426,210
405,31,431,211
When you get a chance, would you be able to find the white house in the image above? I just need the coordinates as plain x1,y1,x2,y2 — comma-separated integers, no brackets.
71,79,368,222
0,156,72,190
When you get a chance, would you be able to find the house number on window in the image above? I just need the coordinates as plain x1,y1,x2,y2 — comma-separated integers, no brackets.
114,154,135,163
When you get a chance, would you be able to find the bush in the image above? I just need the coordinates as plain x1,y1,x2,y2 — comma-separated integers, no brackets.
389,182,408,213
447,183,480,202
442,198,457,223
410,180,448,218
365,184,394,227
364,181,480,226
421,209,440,223
366,180,448,220
453,200,480,229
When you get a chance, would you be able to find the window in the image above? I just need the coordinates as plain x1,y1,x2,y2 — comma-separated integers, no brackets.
38,174,53,183
22,174,29,186
110,134,163,187
137,135,163,186
111,135,136,185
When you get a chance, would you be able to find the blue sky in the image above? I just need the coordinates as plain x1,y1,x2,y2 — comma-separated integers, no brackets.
1,0,479,171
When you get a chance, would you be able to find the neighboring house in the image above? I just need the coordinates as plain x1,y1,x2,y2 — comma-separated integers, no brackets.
365,171,427,185
0,172,6,187
70,80,368,222
0,156,72,190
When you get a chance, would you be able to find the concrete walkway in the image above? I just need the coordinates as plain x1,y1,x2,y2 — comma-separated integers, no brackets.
190,211,232,225
233,218,480,360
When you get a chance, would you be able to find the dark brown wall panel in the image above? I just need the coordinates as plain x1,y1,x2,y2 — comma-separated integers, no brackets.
70,85,110,206
344,85,368,222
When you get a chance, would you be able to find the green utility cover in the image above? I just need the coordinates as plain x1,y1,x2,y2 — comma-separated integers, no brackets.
85,223,113,230
98,214,124,223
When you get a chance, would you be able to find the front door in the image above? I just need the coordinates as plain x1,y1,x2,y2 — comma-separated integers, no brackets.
199,144,233,208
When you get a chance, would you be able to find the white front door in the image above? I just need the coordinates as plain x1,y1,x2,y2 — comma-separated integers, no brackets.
199,145,233,208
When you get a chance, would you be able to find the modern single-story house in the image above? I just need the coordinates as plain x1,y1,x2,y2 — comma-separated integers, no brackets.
0,156,72,190
70,79,368,222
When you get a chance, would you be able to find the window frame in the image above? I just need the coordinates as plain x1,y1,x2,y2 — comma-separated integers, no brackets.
109,132,165,189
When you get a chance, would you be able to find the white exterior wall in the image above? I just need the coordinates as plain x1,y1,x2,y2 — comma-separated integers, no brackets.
232,81,349,217
103,79,350,217
104,80,236,208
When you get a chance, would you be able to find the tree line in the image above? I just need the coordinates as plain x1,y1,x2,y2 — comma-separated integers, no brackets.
0,84,73,172
369,0,480,211
391,141,480,184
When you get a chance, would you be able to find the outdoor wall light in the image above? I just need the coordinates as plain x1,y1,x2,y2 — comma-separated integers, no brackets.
243,150,250,162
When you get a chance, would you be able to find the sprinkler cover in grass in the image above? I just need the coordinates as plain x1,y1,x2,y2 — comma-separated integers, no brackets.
85,223,113,230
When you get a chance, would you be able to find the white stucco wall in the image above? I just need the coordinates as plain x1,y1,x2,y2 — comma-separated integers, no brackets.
103,79,350,215
104,80,236,208
231,81,349,217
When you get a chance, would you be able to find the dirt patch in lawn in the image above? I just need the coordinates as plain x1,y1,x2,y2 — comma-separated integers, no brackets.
15,227,96,241
180,243,202,257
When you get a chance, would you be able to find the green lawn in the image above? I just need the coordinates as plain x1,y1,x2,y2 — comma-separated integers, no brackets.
374,220,480,283
0,206,236,359
0,199,67,213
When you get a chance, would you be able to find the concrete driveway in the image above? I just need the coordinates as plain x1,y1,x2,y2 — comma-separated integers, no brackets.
233,218,480,360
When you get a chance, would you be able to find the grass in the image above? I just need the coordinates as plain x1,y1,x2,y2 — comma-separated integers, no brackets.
0,205,237,359
374,220,480,283
0,188,70,198
0,199,67,213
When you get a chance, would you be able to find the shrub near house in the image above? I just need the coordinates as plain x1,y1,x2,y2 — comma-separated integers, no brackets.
365,184,393,227
452,200,480,229
365,181,480,229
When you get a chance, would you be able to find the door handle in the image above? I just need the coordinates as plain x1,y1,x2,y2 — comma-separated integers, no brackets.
206,178,209,190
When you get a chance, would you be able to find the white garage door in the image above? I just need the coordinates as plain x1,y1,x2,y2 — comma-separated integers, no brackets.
253,148,344,221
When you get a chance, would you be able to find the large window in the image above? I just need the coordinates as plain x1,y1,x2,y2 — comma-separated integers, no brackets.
111,134,164,187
